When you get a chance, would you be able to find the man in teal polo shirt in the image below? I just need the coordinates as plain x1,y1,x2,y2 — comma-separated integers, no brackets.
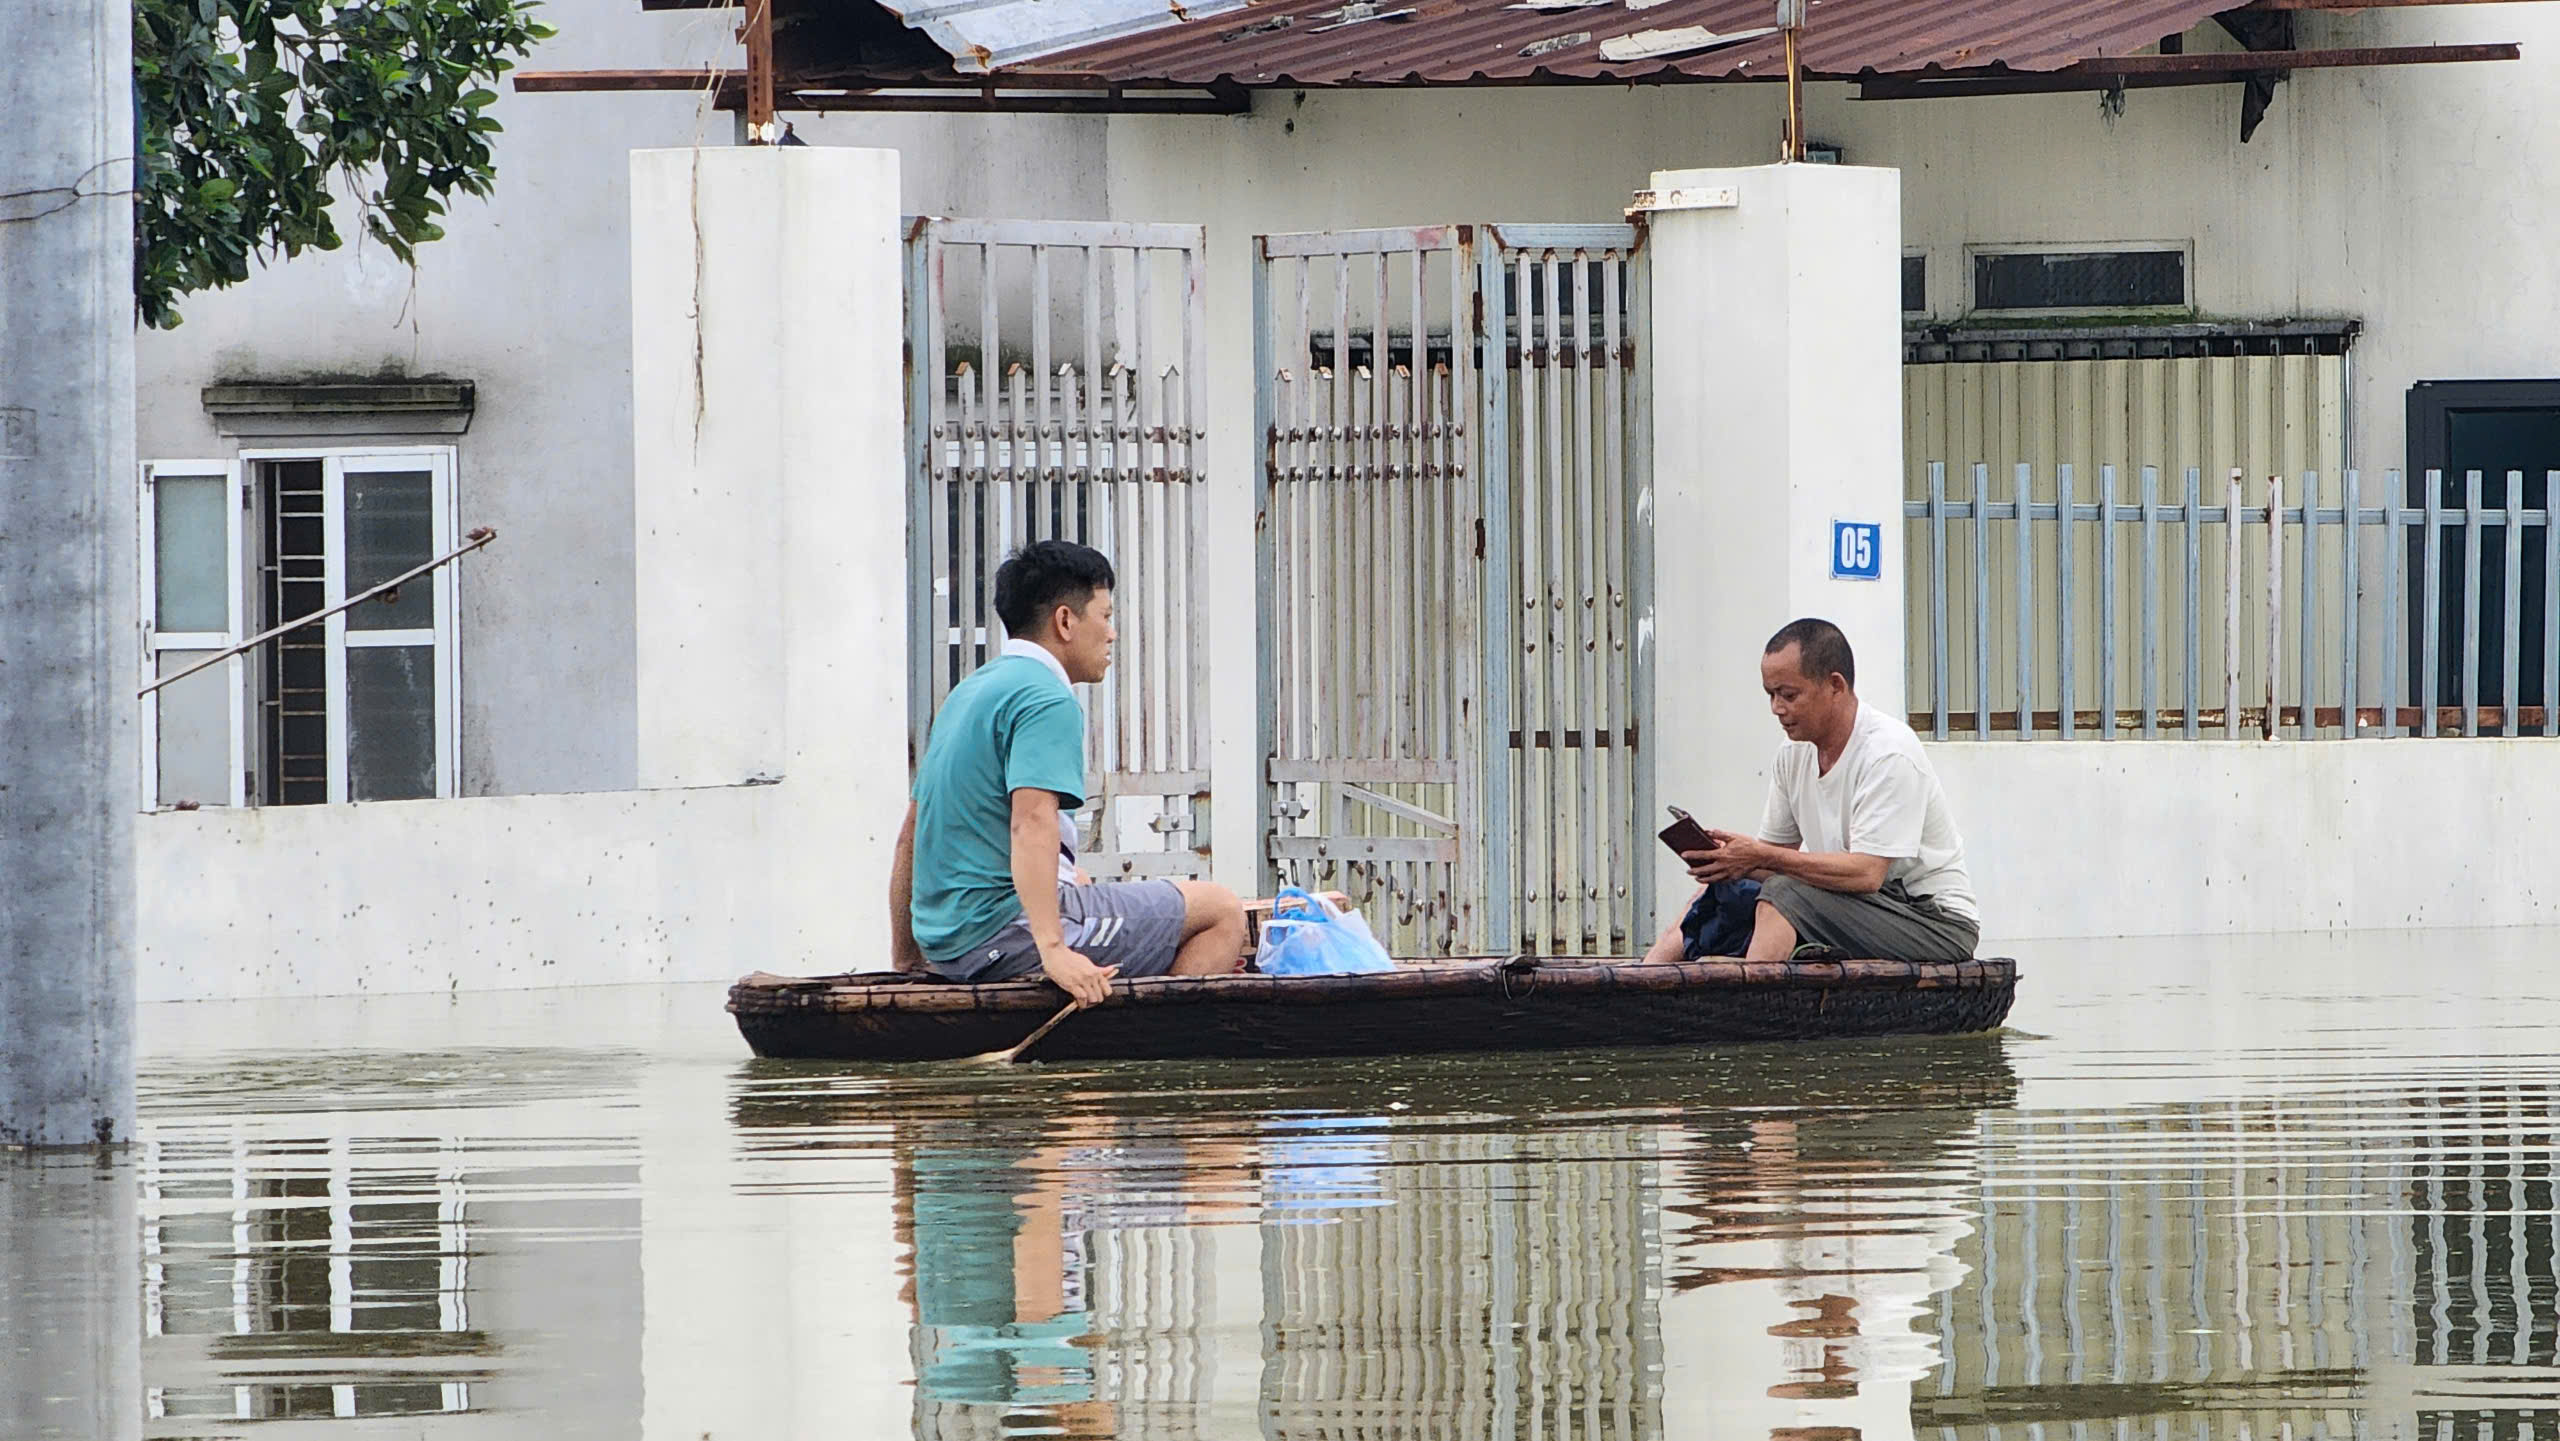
890,540,1246,1005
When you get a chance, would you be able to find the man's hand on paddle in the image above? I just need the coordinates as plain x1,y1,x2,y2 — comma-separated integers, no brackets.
1039,941,1119,1008
1683,829,1777,885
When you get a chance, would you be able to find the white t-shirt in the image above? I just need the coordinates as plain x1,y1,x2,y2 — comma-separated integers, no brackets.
1757,703,1979,923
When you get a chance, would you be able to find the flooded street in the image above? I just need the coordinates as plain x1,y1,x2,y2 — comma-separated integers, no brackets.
17,929,2560,1438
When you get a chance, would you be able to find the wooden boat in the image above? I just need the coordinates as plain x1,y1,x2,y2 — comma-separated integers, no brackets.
727,954,2019,1063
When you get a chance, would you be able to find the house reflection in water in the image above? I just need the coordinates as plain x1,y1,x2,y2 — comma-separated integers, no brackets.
128,1044,2560,1441
134,1049,646,1438
864,1039,2018,1441
141,1130,485,1425
1917,1080,2560,1441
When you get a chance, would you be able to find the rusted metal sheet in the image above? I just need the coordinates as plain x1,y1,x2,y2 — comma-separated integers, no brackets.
593,0,2519,98
1002,0,2248,88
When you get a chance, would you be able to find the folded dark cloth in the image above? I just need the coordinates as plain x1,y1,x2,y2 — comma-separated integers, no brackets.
1677,878,1762,959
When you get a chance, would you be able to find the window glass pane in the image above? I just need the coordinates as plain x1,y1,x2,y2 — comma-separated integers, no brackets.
1901,254,1927,314
154,650,233,806
344,469,434,631
154,474,230,633
1973,250,2185,311
346,645,436,801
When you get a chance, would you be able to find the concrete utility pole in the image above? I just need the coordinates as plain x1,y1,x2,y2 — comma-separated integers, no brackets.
0,0,139,1149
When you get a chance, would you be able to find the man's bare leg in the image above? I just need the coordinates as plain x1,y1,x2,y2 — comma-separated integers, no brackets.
1643,886,1704,965
1743,900,1798,961
1168,880,1248,975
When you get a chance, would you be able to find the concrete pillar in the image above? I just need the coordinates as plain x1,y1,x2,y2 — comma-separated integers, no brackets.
627,146,910,968
0,0,138,1147
1643,164,1904,914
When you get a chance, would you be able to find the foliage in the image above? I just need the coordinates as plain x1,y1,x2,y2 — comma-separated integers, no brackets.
132,0,553,328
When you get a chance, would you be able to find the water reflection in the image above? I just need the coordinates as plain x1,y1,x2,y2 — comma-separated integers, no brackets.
1922,1079,2560,1441
132,1044,642,1435
730,1038,2017,1439
39,934,2560,1440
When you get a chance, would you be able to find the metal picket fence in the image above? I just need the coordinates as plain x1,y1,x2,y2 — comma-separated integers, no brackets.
1907,465,2560,740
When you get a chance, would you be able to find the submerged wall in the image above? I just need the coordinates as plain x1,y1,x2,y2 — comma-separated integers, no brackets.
1933,737,2560,941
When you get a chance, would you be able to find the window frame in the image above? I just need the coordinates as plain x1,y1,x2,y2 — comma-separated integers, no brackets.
1962,241,2195,319
137,459,249,810
238,444,461,804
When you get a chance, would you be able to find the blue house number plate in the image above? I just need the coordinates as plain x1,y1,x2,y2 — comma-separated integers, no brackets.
1830,520,1882,581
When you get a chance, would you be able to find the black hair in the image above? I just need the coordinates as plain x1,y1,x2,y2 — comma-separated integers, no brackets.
1764,617,1856,689
993,540,1116,637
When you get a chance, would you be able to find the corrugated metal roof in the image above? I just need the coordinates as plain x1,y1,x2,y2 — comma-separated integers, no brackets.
901,0,2237,85
870,0,1253,75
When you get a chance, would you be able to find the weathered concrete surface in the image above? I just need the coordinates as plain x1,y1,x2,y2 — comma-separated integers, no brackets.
0,0,137,1146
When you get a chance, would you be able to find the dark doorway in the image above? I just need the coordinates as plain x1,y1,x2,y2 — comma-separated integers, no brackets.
2407,381,2560,732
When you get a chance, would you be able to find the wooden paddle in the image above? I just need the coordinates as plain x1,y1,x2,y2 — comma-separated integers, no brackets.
971,999,1080,1065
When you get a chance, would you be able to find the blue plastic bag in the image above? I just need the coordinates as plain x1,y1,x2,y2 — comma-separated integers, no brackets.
1254,887,1396,976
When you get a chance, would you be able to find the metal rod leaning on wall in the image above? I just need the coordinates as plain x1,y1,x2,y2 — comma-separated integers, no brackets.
2225,469,2243,741
2464,468,2484,737
138,527,497,699
2342,467,2360,739
2503,469,2525,739
2264,475,2282,741
2545,469,2560,739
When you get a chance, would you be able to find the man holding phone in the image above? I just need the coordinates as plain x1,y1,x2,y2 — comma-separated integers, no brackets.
1642,618,1979,964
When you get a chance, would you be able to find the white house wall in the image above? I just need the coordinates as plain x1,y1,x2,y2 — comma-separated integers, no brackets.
130,0,1108,800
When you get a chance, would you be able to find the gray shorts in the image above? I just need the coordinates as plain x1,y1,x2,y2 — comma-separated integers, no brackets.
1758,875,1979,962
929,880,1189,983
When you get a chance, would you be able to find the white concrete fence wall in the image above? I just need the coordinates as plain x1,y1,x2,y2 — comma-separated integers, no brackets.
136,151,2560,1000
136,147,912,1003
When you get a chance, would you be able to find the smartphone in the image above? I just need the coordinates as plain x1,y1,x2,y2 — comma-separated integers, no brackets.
1657,805,1718,857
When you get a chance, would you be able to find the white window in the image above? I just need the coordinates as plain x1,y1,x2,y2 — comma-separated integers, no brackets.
139,446,460,807
141,460,248,809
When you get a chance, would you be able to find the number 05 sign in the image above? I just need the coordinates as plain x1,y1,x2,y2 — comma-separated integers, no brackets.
1830,520,1882,581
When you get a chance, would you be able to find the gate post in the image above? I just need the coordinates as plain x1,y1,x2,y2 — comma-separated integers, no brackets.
630,146,910,969
1640,165,1905,919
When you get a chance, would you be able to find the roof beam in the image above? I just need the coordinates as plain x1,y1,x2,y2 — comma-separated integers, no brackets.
785,88,1249,112
1859,71,2252,99
1858,41,2518,98
515,67,1140,93
511,68,1244,112
514,68,733,92
2245,0,2548,9
2076,41,2518,72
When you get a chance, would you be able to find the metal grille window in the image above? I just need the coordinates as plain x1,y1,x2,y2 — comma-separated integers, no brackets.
139,447,460,807
1903,254,1927,315
1971,247,2187,313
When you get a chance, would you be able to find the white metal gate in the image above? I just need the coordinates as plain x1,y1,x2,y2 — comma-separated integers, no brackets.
906,218,1212,880
1255,223,1652,958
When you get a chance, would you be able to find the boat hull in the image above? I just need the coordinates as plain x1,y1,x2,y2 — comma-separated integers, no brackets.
727,956,2019,1062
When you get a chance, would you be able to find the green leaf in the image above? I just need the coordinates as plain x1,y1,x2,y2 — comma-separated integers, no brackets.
131,0,547,327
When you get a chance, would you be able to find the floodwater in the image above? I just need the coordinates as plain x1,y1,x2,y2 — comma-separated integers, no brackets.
10,928,2560,1440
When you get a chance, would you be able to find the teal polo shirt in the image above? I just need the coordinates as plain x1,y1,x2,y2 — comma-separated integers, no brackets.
910,651,1089,963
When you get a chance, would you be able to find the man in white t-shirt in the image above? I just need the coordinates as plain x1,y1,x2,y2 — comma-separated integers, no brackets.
1642,618,1981,964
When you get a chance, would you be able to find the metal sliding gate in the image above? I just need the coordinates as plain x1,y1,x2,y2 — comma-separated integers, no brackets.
905,218,1213,881
1255,223,1652,958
